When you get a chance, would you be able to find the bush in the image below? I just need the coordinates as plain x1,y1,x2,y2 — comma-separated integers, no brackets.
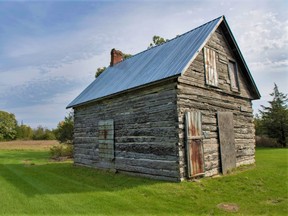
50,144,73,160
256,136,280,147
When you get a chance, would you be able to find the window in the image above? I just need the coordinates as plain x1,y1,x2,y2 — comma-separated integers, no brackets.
98,120,114,161
228,60,239,91
204,47,218,86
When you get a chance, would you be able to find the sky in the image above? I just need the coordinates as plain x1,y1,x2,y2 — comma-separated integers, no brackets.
0,0,287,129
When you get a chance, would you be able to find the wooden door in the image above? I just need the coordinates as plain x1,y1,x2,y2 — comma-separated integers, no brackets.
217,112,236,174
185,112,205,177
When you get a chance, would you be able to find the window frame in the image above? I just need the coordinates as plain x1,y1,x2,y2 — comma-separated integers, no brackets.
228,60,240,92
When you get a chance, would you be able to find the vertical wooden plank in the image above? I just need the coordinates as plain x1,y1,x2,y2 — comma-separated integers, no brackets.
204,47,218,86
185,112,204,178
190,139,204,176
217,112,236,174
185,112,202,138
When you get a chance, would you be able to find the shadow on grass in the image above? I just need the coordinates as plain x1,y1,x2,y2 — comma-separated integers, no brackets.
0,151,159,197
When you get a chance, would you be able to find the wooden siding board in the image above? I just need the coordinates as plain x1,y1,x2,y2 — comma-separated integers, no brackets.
204,47,218,86
177,25,256,179
217,112,236,174
73,80,180,181
185,112,205,178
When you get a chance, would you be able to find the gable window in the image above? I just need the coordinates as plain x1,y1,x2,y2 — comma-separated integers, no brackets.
228,60,239,91
204,47,218,86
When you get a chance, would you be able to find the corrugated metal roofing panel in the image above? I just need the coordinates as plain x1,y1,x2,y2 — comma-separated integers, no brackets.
67,16,223,108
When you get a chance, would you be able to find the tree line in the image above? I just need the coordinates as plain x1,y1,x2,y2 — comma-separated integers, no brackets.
0,110,73,143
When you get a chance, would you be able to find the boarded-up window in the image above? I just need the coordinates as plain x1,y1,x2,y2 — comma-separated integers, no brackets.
98,120,114,161
217,112,236,174
204,47,218,86
185,112,204,178
228,60,239,91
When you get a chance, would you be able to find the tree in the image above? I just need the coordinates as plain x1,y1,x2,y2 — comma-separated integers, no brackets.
95,53,132,78
33,126,56,140
54,112,74,144
259,84,288,147
95,67,107,78
95,35,167,78
148,35,168,48
16,124,33,140
0,110,17,141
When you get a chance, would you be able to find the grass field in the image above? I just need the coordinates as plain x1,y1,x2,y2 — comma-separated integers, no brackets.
0,141,287,215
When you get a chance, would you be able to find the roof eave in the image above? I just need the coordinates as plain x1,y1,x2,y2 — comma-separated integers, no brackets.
221,17,261,100
180,16,224,76
66,74,179,109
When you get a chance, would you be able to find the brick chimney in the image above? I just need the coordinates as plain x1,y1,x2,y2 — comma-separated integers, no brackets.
110,48,123,66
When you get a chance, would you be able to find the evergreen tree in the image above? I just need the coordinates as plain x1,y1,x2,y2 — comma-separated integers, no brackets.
259,84,288,147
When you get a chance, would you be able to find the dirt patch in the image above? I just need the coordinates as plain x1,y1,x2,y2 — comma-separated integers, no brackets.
49,156,72,162
266,198,284,205
217,203,239,212
22,159,35,166
0,140,59,150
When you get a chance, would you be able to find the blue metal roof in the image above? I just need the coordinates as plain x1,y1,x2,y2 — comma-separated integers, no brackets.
67,16,224,108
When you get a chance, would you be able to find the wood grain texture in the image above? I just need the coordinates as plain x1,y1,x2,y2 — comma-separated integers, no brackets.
217,112,236,174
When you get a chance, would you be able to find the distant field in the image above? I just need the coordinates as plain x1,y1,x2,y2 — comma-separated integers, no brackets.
0,142,287,215
0,140,58,150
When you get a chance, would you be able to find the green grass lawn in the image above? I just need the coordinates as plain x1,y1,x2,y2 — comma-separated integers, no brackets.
0,147,287,215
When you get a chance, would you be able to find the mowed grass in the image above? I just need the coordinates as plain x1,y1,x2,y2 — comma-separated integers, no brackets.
0,141,287,215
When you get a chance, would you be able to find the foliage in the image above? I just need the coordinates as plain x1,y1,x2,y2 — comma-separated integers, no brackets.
258,84,288,147
255,135,279,147
33,126,56,140
16,124,33,140
0,110,17,141
95,35,166,78
254,114,265,136
95,66,107,78
50,144,73,159
148,35,168,48
123,53,132,59
54,112,74,143
95,53,132,78
0,147,287,215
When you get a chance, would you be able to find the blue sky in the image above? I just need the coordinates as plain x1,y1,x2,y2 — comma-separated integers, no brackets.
0,0,287,129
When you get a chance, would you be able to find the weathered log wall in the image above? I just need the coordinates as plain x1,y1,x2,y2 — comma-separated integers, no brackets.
177,26,256,179
74,79,180,181
73,25,256,182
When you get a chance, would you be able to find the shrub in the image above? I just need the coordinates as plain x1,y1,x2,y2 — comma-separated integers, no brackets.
49,144,73,160
256,136,280,147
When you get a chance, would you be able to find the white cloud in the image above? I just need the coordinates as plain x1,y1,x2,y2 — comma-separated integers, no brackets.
1,0,287,128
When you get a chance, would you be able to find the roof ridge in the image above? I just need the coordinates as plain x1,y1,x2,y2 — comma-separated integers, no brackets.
120,16,223,63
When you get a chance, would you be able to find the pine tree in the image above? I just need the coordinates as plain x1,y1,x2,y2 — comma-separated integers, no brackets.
259,84,288,147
